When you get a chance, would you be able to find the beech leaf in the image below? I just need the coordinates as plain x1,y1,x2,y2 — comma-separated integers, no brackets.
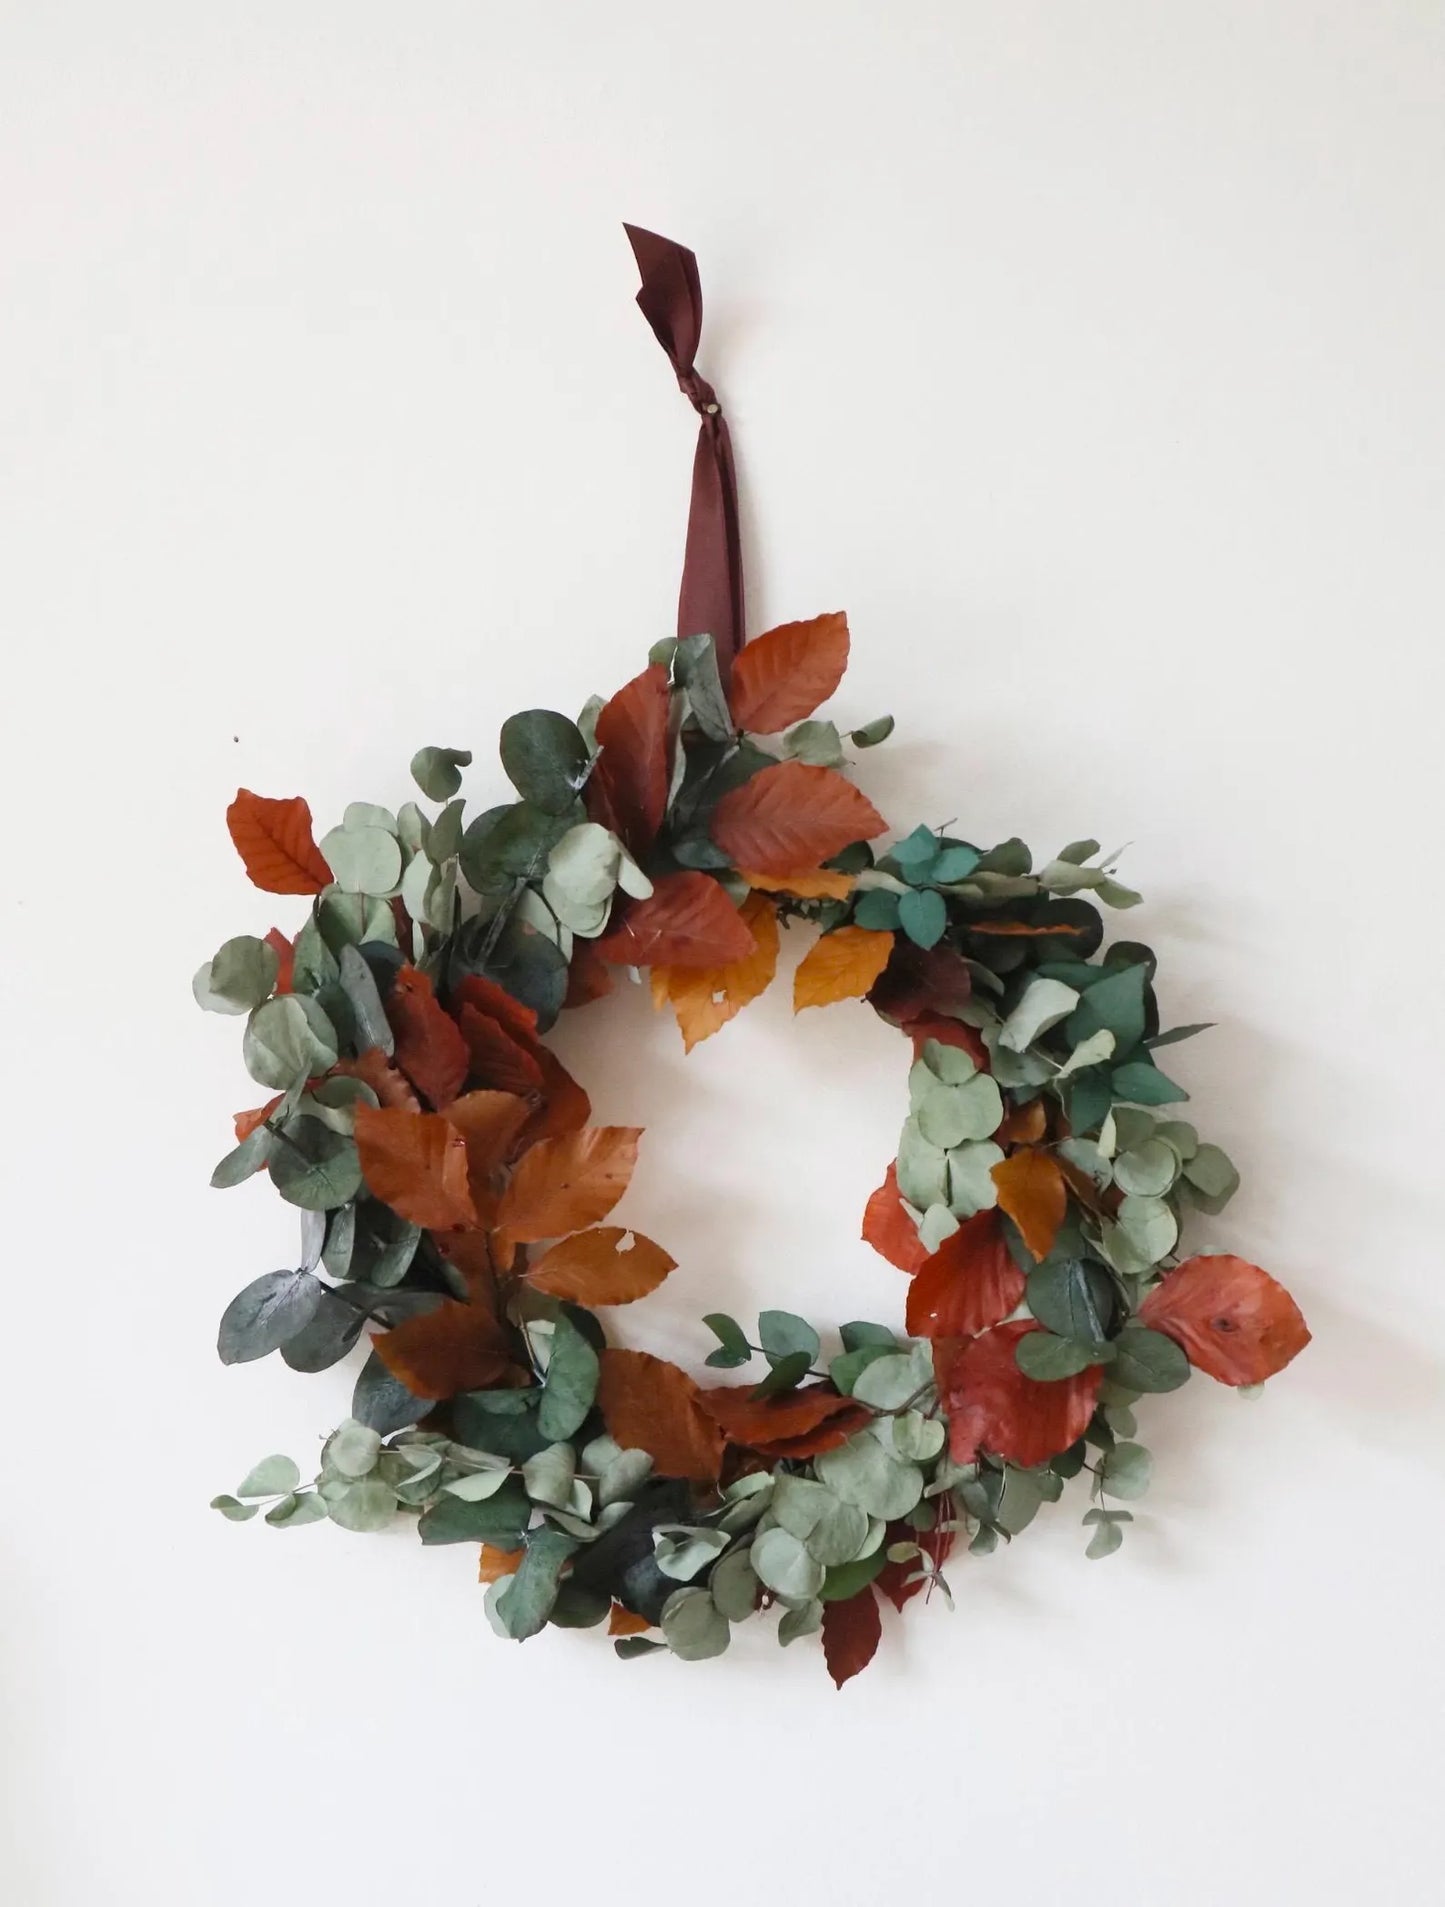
860,1161,928,1272
371,1294,513,1399
387,965,470,1109
711,761,887,878
1139,1254,1310,1385
936,1321,1104,1467
497,1126,641,1243
526,1227,677,1305
727,612,851,734
353,1104,477,1230
654,892,780,1050
584,663,671,855
794,925,895,1012
991,1148,1068,1261
821,1587,882,1689
595,872,757,969
226,789,333,895
905,1210,1026,1338
596,1347,725,1482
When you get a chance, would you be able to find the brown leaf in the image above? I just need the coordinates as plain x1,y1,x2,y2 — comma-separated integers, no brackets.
521,1047,593,1147
875,1523,955,1613
332,1048,422,1112
388,965,470,1109
905,1211,1026,1338
794,925,894,1012
711,760,886,878
699,1383,862,1455
584,662,671,855
750,1408,872,1461
565,940,614,1008
1139,1254,1310,1386
445,1089,531,1182
595,872,758,969
996,1097,1048,1146
607,1603,654,1637
372,1295,513,1399
965,918,1084,939
525,1227,676,1305
225,789,332,895
935,1321,1103,1467
457,1004,546,1097
656,892,779,1050
991,1148,1067,1261
861,1162,929,1273
868,942,973,1026
353,1104,477,1230
597,1347,725,1482
451,973,541,1047
479,1544,523,1583
727,612,851,734
496,1126,641,1244
740,865,855,900
821,1587,882,1689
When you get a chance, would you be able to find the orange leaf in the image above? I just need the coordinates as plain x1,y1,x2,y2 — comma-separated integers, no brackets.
371,1295,513,1399
521,1047,593,1147
699,1383,864,1456
727,612,851,734
906,1210,1026,1339
452,974,541,1047
456,1005,546,1098
1139,1254,1310,1386
595,872,757,969
861,1162,928,1273
479,1544,523,1584
332,1048,421,1112
711,761,886,878
597,1347,725,1482
794,925,894,1011
821,1587,882,1690
749,1409,871,1460
936,1320,1103,1467
740,865,855,901
264,927,295,993
526,1227,676,1305
657,892,780,1050
496,1126,641,1244
353,1104,477,1230
996,1097,1048,1146
584,663,671,855
991,1148,1067,1261
233,1094,283,1144
445,1089,531,1181
608,1603,654,1637
225,790,333,895
965,919,1084,939
388,965,470,1110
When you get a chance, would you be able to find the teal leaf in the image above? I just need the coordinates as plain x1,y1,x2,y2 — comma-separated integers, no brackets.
1066,964,1147,1053
495,1529,577,1639
930,843,982,883
1146,1022,1214,1050
1111,1060,1188,1107
417,1480,530,1546
269,1119,363,1212
853,888,902,931
758,1310,820,1366
702,1312,752,1369
899,887,947,949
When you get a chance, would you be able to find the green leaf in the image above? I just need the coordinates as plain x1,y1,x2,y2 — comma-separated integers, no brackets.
614,1636,667,1660
217,1269,324,1365
441,1468,513,1502
815,1429,924,1520
758,1310,820,1366
320,824,403,897
1027,1256,1114,1344
999,977,1079,1054
945,1139,1004,1217
1183,1142,1239,1202
840,1320,898,1352
1109,1326,1190,1394
521,1442,576,1509
236,1454,300,1499
674,633,735,742
751,1350,813,1397
1100,1441,1153,1500
210,1494,259,1522
850,1349,925,1411
1066,964,1147,1053
898,887,947,949
210,1126,275,1189
1115,1194,1178,1267
411,746,472,802
327,1478,398,1534
351,1351,433,1435
417,1480,530,1545
850,715,895,748
710,1545,761,1621
853,889,901,931
1085,1518,1124,1559
495,1529,577,1639
324,1421,382,1480
777,1598,824,1645
499,710,590,815
269,1118,363,1212
193,935,279,1015
537,1313,600,1441
910,1062,1003,1148
751,1526,825,1601
266,1491,329,1528
702,1312,752,1369
338,945,394,1055
1147,1022,1214,1050
820,1550,887,1601
653,1525,730,1582
1015,1332,1105,1381
242,995,339,1090
890,825,938,872
783,718,846,768
1111,1060,1189,1107
660,1587,731,1661
1057,839,1101,866
830,1343,893,1395
1112,1138,1179,1198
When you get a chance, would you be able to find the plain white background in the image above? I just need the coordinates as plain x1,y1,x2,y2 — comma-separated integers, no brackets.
4,4,1442,1902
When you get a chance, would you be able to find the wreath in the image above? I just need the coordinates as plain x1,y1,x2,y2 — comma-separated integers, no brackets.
200,229,1309,1687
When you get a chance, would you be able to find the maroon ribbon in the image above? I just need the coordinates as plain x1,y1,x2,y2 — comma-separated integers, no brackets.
624,224,745,676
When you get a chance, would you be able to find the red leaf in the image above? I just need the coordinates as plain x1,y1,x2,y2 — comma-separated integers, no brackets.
699,1383,864,1456
353,1104,477,1230
727,612,850,734
1139,1254,1310,1386
861,1162,928,1273
868,943,973,1026
264,927,295,994
710,761,886,878
906,1211,1026,1338
388,966,470,1109
595,872,758,969
905,1012,989,1071
451,974,540,1047
457,1004,546,1098
371,1296,514,1400
523,1047,593,1146
751,1409,872,1461
875,1523,956,1613
584,663,671,856
226,790,332,895
821,1587,882,1689
233,1094,283,1144
935,1320,1103,1467
597,1347,725,1482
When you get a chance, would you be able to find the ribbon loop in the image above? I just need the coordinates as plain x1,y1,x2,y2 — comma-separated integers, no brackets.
624,223,745,676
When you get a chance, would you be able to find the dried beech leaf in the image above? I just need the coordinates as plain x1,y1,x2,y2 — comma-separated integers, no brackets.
388,965,470,1109
906,1210,1026,1338
991,1148,1067,1261
608,1603,654,1637
905,1013,990,1071
333,1049,421,1113
1139,1254,1310,1385
497,1127,642,1244
526,1226,676,1305
740,865,855,900
372,1295,513,1399
699,1383,860,1452
233,1094,283,1144
226,790,332,895
584,663,671,855
657,892,780,1050
821,1586,882,1689
479,1544,524,1584
727,612,851,734
595,872,757,969
445,1089,531,1180
861,1161,928,1273
452,974,541,1046
596,1347,724,1482
353,1104,477,1230
711,761,886,878
457,1004,546,1098
794,925,895,1012
936,1320,1103,1467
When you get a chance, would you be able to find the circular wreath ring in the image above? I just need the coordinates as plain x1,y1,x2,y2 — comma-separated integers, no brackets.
199,230,1309,1688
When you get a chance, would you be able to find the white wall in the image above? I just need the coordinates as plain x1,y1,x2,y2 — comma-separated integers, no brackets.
4,5,1442,1902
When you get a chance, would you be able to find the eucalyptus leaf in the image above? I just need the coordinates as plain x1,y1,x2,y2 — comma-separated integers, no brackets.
1110,1326,1191,1394
660,1587,731,1661
236,1454,301,1499
495,1529,577,1639
194,935,279,1015
751,1526,825,1601
327,1478,397,1534
217,1269,324,1365
242,995,339,1090
411,746,472,802
499,710,590,814
537,1313,600,1441
269,1119,362,1212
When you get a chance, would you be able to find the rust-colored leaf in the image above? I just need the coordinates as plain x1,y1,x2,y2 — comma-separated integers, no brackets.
332,1048,422,1112
751,1407,872,1461
479,1544,523,1583
861,1162,929,1273
496,1126,641,1244
526,1227,676,1305
353,1104,477,1230
794,925,894,1012
656,892,779,1050
451,973,540,1047
522,1047,593,1147
388,965,470,1110
711,761,886,878
965,918,1084,939
996,1097,1048,1146
821,1587,882,1690
869,942,973,1026
225,790,332,895
233,1094,283,1144
608,1603,654,1637
991,1147,1068,1261
264,927,295,993
935,1320,1103,1467
597,1347,725,1482
565,939,614,1008
457,1004,546,1097
875,1523,955,1613
727,612,851,734
372,1295,514,1399
905,1012,991,1072
699,1383,861,1453
445,1089,531,1182
1139,1254,1310,1386
906,1210,1026,1339
595,872,757,969
584,662,671,855
740,865,855,900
